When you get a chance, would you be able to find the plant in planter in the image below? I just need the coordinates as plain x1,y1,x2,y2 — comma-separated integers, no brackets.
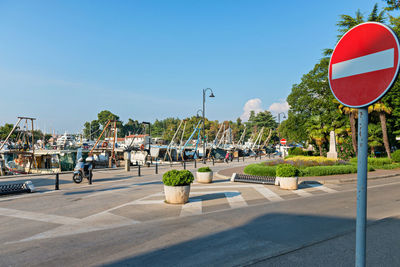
196,167,213,183
276,164,299,190
162,169,194,204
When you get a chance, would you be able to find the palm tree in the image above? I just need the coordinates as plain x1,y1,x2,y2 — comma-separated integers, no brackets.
368,124,383,157
307,116,329,156
323,4,386,56
368,101,393,158
338,103,358,155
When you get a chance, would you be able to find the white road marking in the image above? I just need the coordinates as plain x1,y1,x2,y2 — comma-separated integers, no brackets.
307,184,337,193
252,186,283,202
291,189,313,197
224,192,248,208
14,211,139,243
81,185,138,199
332,48,394,79
132,200,164,205
0,207,81,225
180,199,202,217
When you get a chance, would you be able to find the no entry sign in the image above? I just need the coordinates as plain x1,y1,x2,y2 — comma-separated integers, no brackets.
280,138,286,145
328,22,400,108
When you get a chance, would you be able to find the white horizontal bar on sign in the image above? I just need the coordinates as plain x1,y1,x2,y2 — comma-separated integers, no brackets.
332,48,394,79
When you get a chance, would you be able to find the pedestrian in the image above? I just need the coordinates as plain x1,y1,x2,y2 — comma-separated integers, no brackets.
225,151,229,163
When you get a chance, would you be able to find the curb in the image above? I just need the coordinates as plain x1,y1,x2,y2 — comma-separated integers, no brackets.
216,170,400,184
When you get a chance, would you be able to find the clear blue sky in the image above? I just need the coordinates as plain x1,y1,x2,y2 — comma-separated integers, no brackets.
0,0,392,133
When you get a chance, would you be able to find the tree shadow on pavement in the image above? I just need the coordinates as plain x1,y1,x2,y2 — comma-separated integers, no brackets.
103,213,368,267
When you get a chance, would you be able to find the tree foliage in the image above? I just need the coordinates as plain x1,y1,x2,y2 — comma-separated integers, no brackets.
282,3,400,156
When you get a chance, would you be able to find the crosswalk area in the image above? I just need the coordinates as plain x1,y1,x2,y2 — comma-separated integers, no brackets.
125,182,341,220
0,180,344,243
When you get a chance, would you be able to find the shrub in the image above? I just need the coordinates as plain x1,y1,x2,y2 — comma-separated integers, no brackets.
370,163,400,169
244,163,276,177
197,167,212,172
289,147,305,156
301,164,375,176
392,150,400,163
276,164,299,177
350,157,392,166
163,169,194,186
337,136,356,160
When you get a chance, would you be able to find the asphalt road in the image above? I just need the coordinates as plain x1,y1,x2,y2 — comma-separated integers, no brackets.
0,160,399,266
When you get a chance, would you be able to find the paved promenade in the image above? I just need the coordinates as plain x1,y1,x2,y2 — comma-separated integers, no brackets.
0,156,399,266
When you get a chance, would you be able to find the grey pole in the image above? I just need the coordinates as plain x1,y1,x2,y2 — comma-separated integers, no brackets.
356,107,368,267
202,88,215,164
203,89,205,164
278,113,281,157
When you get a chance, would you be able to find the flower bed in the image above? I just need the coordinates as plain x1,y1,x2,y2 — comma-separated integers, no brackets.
283,156,337,167
244,156,376,177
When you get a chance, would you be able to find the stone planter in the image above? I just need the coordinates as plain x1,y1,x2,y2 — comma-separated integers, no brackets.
196,171,213,183
279,177,298,190
164,184,191,204
275,177,281,186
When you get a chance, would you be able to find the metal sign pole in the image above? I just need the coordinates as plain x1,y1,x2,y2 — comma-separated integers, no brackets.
356,107,368,267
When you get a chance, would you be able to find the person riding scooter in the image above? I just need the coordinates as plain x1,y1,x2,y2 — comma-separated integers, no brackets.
72,156,93,183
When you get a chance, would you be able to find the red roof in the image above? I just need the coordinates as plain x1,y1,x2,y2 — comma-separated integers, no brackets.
125,134,148,138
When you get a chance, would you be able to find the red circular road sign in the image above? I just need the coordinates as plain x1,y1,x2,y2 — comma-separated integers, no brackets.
328,22,400,108
280,138,286,145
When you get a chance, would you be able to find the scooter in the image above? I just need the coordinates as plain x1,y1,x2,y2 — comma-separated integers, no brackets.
72,157,93,183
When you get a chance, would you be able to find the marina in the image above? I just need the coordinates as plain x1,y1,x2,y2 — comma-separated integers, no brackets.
0,116,279,176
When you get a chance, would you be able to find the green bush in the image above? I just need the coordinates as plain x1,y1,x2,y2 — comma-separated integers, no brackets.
197,167,212,172
301,164,375,176
350,157,392,166
289,147,305,156
370,163,400,170
244,163,276,177
276,164,299,177
162,169,194,186
392,150,400,162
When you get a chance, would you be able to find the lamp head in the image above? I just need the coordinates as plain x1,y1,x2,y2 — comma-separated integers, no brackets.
209,92,215,98
283,114,287,119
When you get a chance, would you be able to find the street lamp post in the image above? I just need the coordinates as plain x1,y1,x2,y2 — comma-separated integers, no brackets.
277,112,286,157
202,88,215,164
142,121,151,163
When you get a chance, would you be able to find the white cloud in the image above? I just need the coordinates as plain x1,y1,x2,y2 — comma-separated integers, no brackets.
240,98,263,121
268,100,290,115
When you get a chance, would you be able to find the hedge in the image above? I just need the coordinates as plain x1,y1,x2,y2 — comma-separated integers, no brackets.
350,157,392,166
301,165,375,176
244,163,375,177
370,163,400,170
244,164,276,177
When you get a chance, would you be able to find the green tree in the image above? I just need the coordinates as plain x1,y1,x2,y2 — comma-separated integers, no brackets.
307,116,329,156
337,103,358,155
368,102,392,158
283,57,339,144
0,124,17,140
368,123,383,157
97,110,120,127
83,120,100,139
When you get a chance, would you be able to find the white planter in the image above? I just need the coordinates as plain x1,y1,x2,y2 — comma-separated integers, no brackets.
275,177,281,186
279,177,298,190
164,184,191,204
196,171,213,183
